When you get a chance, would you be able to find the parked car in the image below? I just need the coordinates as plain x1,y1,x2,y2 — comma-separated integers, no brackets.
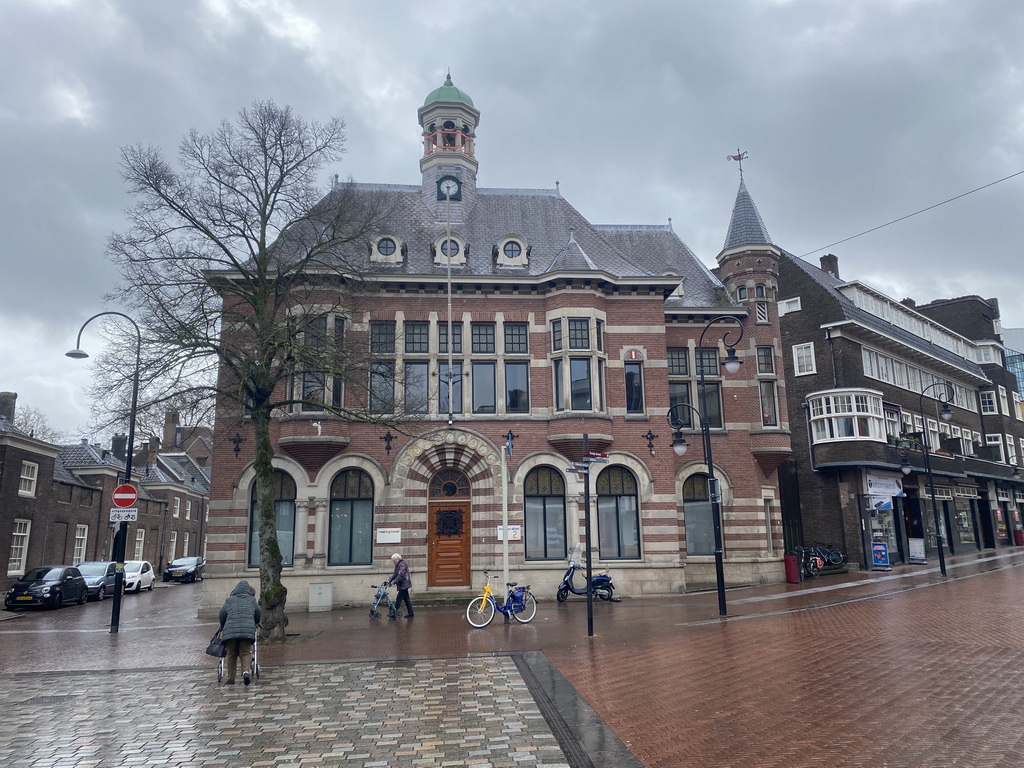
162,557,205,583
78,561,120,601
123,560,156,593
4,566,89,610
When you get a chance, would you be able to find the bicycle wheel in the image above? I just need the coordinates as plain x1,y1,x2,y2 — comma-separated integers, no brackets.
466,596,495,627
827,548,844,566
511,592,537,623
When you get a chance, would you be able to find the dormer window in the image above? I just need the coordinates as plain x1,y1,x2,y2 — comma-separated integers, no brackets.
433,234,467,265
497,236,528,266
371,235,404,264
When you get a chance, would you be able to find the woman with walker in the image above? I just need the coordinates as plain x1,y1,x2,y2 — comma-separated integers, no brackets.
387,553,414,618
219,580,261,685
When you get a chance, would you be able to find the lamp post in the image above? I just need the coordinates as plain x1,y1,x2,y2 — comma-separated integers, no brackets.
896,383,954,577
67,311,142,634
670,314,744,617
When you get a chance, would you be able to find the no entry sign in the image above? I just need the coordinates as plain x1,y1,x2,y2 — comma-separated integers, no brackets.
112,484,138,508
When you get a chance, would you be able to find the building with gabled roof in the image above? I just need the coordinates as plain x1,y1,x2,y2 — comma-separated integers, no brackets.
202,76,793,612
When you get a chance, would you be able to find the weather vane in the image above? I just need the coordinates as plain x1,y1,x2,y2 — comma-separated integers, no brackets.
727,148,749,179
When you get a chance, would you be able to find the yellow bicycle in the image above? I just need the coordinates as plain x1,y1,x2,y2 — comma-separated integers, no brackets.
465,570,537,627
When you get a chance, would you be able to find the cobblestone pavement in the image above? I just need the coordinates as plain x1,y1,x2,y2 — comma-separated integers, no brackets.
4,552,1024,767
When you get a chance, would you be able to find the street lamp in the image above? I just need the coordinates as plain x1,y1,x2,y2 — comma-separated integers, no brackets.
896,382,954,577
67,311,142,634
668,314,745,617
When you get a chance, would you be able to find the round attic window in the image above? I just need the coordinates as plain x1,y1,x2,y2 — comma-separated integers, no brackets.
441,239,460,258
377,237,397,256
503,241,522,259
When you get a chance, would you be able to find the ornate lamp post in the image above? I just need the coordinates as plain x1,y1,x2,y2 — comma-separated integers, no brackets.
666,315,744,617
67,311,142,634
895,382,954,577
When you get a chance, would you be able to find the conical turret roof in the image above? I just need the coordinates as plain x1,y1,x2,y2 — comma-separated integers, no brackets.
723,179,771,250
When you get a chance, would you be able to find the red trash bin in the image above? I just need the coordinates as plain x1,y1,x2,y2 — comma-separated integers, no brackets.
1013,528,1024,546
784,554,801,583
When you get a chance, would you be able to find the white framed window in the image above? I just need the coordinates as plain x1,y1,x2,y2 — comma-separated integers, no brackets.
986,434,1005,463
8,520,31,576
1015,392,1023,421
999,386,1010,416
1007,435,1017,465
172,498,180,518
134,529,145,560
185,500,192,521
807,389,885,444
169,531,177,561
793,343,816,375
19,462,39,497
980,391,997,414
183,532,190,557
927,419,940,451
73,525,88,566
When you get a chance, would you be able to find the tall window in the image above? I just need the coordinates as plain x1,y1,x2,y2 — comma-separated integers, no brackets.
668,348,692,427
249,471,297,568
173,498,180,518
683,475,715,556
438,322,462,353
133,529,144,561
999,386,1010,415
570,358,592,410
759,381,779,426
329,469,374,565
74,525,89,565
986,434,1005,462
370,361,395,413
980,391,998,414
404,361,430,414
551,319,562,351
568,319,590,349
793,343,816,375
524,467,567,560
505,361,530,413
19,462,38,497
504,322,529,354
472,361,496,413
183,532,190,557
553,359,564,410
625,362,644,413
169,531,177,562
756,346,775,374
8,520,31,575
185,501,192,520
438,361,463,414
296,314,345,411
596,467,640,559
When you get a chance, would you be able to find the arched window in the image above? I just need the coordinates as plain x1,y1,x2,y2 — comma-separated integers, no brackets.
682,474,715,556
329,469,374,565
248,471,296,568
755,284,766,298
737,286,747,300
596,466,640,559
524,467,567,560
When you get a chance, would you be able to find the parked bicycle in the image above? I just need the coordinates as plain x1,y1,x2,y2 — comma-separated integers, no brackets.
465,570,537,627
793,543,845,578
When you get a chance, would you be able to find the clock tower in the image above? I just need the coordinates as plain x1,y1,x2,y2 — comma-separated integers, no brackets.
419,73,480,217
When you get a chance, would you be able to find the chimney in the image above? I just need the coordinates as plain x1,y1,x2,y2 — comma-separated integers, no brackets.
901,298,917,309
148,435,160,467
112,433,127,461
0,392,16,423
164,410,180,447
819,254,840,279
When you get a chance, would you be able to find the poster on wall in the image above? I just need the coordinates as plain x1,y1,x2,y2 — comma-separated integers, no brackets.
908,537,926,563
866,473,905,497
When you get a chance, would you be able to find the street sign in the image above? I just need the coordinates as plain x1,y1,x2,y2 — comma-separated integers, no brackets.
585,451,608,458
112,484,138,508
109,507,138,523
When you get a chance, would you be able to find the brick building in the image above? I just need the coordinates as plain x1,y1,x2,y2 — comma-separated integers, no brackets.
202,76,793,612
2,392,208,584
776,255,1024,569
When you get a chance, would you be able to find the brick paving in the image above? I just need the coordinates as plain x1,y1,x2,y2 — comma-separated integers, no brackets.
4,552,1024,767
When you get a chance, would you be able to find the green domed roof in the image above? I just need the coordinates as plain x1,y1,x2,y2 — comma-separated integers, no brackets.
423,74,474,107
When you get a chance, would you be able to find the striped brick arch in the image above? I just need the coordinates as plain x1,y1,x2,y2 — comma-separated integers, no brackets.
389,429,501,499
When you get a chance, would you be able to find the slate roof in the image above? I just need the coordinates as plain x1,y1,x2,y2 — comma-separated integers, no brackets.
59,441,125,469
723,180,772,250
0,415,29,437
780,250,988,381
268,181,739,312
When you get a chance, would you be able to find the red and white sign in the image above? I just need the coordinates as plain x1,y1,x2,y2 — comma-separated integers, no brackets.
112,484,138,508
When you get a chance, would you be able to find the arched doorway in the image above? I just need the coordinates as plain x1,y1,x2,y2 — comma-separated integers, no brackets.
428,468,471,586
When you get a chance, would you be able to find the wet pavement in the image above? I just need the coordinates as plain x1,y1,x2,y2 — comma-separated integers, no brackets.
4,552,1024,766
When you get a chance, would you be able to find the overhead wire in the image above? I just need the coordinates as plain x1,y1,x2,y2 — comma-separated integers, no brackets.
799,169,1024,258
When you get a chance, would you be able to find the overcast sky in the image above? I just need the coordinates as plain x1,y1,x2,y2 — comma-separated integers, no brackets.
2,0,1023,438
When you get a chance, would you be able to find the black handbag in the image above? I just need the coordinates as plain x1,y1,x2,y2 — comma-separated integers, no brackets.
205,630,226,657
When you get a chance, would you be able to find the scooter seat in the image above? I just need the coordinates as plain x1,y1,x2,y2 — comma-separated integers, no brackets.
506,582,518,587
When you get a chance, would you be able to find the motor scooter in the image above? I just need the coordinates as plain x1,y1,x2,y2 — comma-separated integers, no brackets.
556,553,615,602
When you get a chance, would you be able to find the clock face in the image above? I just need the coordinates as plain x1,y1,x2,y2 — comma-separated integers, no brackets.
439,179,459,197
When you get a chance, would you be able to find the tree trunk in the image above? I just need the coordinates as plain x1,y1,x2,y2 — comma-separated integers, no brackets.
253,406,288,642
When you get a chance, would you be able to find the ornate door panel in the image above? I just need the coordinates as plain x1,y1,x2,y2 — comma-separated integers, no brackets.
428,501,471,587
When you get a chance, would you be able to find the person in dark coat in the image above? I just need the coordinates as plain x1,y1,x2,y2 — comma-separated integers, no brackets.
387,553,414,618
219,580,261,685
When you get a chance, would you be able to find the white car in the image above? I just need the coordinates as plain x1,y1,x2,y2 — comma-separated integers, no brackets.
123,561,156,593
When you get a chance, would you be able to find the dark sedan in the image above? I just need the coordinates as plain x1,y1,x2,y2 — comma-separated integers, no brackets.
162,557,205,583
4,566,89,610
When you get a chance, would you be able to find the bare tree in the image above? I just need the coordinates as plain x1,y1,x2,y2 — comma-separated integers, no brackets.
14,405,68,444
105,100,392,641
